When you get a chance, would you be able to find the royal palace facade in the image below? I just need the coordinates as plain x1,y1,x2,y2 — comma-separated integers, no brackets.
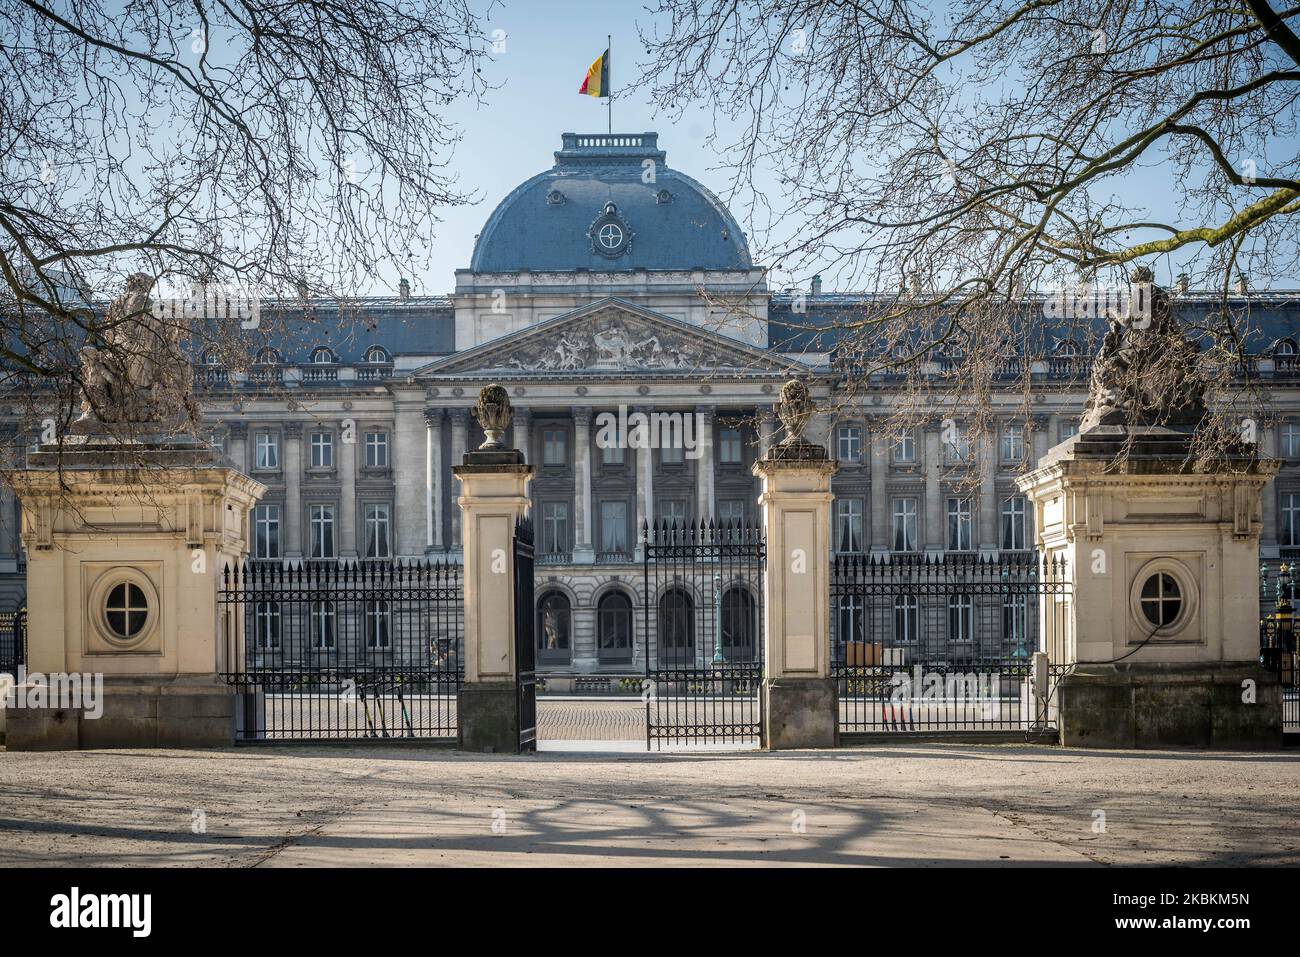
2,131,1299,673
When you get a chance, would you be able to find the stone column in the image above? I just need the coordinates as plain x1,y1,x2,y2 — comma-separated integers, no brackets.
753,414,838,750
978,430,998,555
393,394,426,558
923,424,943,553
696,405,715,523
453,405,534,754
869,419,889,556
228,422,248,473
573,407,594,563
425,409,444,554
758,407,776,457
283,422,303,558
449,409,469,552
1262,418,1279,558
635,408,654,556
1030,415,1050,465
339,419,358,558
512,408,531,466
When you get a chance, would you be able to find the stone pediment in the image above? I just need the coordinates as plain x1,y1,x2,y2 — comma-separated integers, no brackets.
420,299,791,377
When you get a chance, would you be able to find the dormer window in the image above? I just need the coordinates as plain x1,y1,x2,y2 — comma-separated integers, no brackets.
1276,339,1297,359
201,348,222,367
364,345,391,364
1053,339,1081,358
311,347,336,364
254,347,281,365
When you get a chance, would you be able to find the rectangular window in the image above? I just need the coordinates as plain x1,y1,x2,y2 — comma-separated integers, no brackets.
309,504,336,559
1001,424,1025,463
894,596,918,643
837,426,863,464
1001,496,1028,550
210,432,226,454
599,501,628,553
836,498,864,553
891,497,918,552
946,497,973,551
1283,423,1300,459
543,429,567,466
364,504,391,559
949,595,974,642
661,443,684,465
944,426,969,462
365,431,389,468
601,442,625,466
253,504,281,560
254,601,281,650
309,431,333,468
310,601,336,649
365,600,391,649
893,429,916,464
1060,421,1079,444
720,428,743,464
719,499,746,526
1003,595,1029,650
660,499,689,526
255,433,279,470
542,502,569,553
1282,493,1300,546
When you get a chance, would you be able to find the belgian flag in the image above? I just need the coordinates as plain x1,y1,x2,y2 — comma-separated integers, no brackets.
579,48,610,97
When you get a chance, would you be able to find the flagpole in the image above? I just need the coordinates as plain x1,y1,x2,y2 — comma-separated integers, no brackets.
607,33,612,134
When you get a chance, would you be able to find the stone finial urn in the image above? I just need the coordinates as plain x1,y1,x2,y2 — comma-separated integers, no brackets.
775,379,815,445
472,384,512,450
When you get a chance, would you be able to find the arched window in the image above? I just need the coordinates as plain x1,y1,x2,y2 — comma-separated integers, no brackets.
364,345,391,364
1053,339,1081,358
310,346,336,364
657,589,695,665
1276,338,1297,358
721,587,756,660
201,347,222,367
254,347,281,365
597,591,633,663
536,591,572,665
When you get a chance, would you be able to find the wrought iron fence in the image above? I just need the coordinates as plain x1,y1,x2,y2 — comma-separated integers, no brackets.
218,560,462,741
642,519,765,750
831,552,1072,735
1259,562,1298,733
0,609,25,676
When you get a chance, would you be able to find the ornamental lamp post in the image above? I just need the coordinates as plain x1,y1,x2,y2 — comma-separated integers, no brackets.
712,572,724,665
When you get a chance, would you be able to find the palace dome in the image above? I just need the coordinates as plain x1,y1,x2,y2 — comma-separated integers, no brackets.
469,133,753,273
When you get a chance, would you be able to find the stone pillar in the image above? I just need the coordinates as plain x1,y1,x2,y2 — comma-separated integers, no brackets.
393,393,426,558
339,419,358,558
869,420,889,556
453,396,534,754
754,426,838,750
635,410,654,556
978,430,998,555
1018,428,1281,748
923,424,943,553
449,410,469,552
1030,415,1050,464
696,405,715,523
512,409,531,472
228,422,248,474
283,422,303,558
573,407,594,563
6,435,264,749
758,408,776,457
1262,418,1279,558
425,409,444,553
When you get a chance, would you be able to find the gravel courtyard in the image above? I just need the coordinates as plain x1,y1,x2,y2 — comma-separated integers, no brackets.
1,742,1297,867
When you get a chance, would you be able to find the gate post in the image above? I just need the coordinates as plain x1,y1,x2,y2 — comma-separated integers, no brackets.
452,385,534,753
753,380,838,749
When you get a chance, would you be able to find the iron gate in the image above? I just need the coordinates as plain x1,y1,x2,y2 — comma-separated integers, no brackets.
0,609,25,676
514,518,537,753
219,560,463,741
1259,562,1298,734
831,552,1071,736
642,519,765,750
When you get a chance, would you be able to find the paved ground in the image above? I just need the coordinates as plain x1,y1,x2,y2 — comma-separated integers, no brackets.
1,743,1298,866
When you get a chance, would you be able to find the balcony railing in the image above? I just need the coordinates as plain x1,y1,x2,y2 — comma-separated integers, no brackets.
301,365,339,382
356,365,393,381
